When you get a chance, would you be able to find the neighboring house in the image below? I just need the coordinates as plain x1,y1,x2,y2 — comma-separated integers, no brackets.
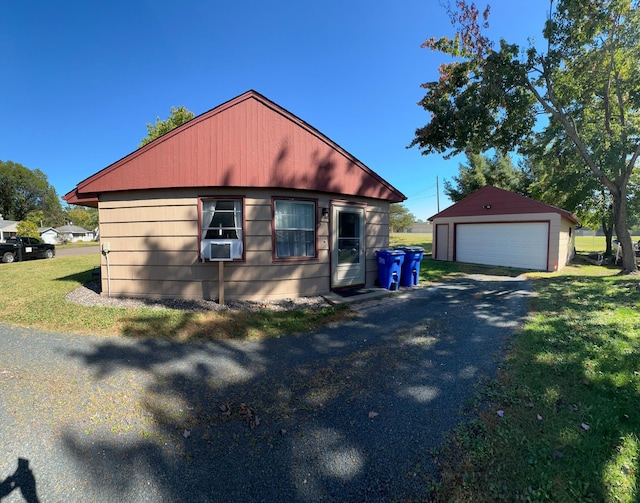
430,185,579,272
39,227,60,244
0,217,18,242
56,224,94,243
64,90,406,301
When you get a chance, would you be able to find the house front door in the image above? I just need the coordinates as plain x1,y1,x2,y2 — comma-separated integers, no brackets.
331,204,366,288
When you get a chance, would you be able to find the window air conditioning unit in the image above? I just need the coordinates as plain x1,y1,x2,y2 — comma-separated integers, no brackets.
209,241,234,261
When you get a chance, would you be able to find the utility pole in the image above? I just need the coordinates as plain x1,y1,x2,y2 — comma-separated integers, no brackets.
436,176,440,213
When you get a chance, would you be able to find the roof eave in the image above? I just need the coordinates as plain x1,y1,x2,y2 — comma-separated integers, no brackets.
63,188,99,208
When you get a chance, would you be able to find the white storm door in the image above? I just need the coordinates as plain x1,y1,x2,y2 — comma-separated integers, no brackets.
331,205,366,288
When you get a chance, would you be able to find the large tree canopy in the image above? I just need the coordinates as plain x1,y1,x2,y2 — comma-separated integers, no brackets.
63,206,99,231
0,160,64,224
411,0,640,272
139,106,195,148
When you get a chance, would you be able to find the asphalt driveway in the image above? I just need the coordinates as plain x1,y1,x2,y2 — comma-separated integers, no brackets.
0,275,532,502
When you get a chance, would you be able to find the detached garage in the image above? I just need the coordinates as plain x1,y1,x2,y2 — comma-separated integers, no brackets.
430,186,579,272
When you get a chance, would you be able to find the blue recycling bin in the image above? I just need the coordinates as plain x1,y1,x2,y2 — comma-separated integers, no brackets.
395,246,424,287
376,249,405,290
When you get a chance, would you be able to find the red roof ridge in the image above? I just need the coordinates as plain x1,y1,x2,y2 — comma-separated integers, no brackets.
429,185,579,224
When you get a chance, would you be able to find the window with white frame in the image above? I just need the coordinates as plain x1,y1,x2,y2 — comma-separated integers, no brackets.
274,199,316,258
200,199,243,260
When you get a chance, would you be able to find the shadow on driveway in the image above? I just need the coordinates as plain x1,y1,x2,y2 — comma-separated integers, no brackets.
1,276,532,502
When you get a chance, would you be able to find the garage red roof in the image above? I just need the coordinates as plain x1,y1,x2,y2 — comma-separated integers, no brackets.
64,90,405,207
429,185,579,224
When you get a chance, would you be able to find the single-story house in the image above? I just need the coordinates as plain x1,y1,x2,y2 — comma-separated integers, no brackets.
56,224,94,243
0,217,18,242
64,90,406,301
430,185,579,272
39,227,60,244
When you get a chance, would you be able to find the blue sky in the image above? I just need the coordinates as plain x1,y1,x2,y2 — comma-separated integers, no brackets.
1,0,550,221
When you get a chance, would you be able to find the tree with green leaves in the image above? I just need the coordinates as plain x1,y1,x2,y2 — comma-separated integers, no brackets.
521,122,622,255
64,206,99,232
24,210,46,228
16,220,39,238
390,203,416,232
411,1,640,273
139,106,195,148
0,160,64,224
445,151,531,202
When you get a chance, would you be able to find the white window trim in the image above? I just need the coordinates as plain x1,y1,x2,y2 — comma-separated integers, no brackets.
200,198,244,261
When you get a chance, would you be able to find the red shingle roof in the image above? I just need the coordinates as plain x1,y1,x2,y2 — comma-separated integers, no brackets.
429,185,579,224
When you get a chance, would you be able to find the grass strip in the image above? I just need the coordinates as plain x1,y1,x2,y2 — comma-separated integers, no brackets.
428,264,640,502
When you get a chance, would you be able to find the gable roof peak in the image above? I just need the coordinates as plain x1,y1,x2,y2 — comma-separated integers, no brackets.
64,90,405,207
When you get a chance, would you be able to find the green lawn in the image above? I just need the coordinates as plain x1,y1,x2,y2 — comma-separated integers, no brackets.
0,255,350,339
390,232,432,253
402,250,639,501
575,235,640,253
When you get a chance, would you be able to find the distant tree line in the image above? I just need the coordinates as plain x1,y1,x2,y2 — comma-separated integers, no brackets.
443,151,640,256
0,160,98,231
1,106,195,236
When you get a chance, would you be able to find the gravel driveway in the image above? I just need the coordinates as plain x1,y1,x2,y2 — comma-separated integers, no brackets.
0,276,532,502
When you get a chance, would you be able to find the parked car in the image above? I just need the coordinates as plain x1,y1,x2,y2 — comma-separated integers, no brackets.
0,236,55,263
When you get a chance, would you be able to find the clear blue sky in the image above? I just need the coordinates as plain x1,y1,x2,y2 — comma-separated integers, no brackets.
1,0,550,221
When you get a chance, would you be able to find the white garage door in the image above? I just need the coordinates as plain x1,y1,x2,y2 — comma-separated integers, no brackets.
456,222,549,270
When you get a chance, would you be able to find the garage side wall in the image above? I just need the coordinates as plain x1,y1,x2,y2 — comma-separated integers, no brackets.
98,189,388,301
557,217,576,269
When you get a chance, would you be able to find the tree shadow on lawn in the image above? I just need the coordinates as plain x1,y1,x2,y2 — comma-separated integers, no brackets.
61,277,533,502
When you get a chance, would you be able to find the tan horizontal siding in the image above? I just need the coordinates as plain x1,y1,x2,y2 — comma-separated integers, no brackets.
100,205,196,223
245,203,272,222
245,220,274,237
100,236,199,253
366,209,389,226
100,221,198,238
366,233,388,251
106,261,327,283
103,251,198,267
107,276,329,301
244,249,329,266
97,189,388,300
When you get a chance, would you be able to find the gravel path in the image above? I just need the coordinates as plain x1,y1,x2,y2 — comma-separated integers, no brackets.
65,279,331,312
0,276,532,502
